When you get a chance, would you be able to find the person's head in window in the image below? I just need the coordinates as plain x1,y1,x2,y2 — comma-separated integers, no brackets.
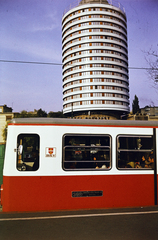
32,150,39,171
32,150,39,160
148,154,154,169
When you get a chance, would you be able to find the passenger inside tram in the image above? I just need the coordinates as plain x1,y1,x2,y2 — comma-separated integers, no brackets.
124,153,154,169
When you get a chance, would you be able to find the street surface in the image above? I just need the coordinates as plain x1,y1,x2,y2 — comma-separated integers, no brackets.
0,206,158,240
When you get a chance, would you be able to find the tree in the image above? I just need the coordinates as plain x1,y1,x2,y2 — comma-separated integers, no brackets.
36,108,47,117
132,95,140,114
47,111,65,118
17,110,28,118
15,110,35,118
144,48,158,89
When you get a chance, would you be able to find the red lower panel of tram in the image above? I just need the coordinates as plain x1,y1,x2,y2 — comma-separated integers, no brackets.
2,174,156,212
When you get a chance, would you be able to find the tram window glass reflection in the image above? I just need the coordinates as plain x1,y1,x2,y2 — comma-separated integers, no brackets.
17,134,40,171
117,135,154,169
63,134,111,170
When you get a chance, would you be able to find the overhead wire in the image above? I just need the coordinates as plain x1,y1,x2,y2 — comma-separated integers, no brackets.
0,59,62,66
0,59,158,70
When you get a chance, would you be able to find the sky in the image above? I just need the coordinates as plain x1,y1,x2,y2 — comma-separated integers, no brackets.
0,0,158,113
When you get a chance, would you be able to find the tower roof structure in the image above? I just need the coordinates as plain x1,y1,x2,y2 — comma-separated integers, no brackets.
79,0,109,5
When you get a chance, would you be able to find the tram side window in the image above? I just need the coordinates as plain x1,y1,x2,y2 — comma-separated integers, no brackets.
117,135,154,169
17,134,40,171
63,134,111,170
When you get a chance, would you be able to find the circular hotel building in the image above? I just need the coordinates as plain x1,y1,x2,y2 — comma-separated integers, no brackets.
62,0,129,119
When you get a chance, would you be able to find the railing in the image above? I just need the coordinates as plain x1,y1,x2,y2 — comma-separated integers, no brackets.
63,0,125,16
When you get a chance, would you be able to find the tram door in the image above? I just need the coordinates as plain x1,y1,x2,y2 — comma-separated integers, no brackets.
117,131,157,205
153,128,158,205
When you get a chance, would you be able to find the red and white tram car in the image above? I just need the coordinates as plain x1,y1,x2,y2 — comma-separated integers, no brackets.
0,118,158,212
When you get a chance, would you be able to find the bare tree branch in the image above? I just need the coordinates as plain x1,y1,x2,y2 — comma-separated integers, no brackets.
144,47,158,89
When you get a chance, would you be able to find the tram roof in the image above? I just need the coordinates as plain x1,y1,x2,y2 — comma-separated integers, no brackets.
9,118,158,128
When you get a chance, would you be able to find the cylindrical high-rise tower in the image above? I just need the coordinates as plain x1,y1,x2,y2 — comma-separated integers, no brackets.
62,0,129,119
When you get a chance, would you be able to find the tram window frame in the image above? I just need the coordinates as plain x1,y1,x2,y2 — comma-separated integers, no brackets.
116,135,154,170
62,134,112,171
16,133,40,171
